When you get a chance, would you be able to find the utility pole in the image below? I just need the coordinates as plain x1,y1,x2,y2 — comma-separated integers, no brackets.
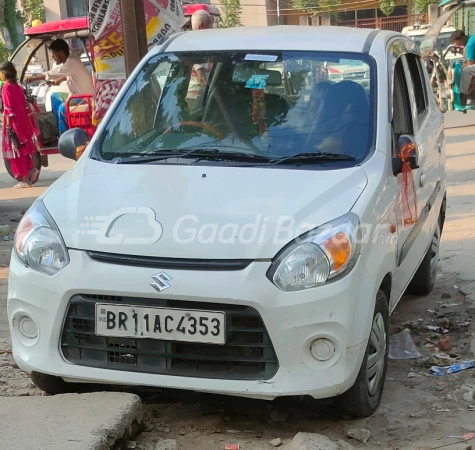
277,0,280,24
119,0,148,77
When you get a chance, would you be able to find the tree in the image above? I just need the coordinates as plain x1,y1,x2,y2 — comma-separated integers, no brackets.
20,0,45,26
379,0,395,16
414,0,439,14
4,0,19,49
291,0,341,20
219,0,243,28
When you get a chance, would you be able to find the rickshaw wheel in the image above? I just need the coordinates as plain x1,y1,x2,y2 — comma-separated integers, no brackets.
4,151,42,180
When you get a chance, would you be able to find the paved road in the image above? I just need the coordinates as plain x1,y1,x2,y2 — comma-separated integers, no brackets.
0,154,74,224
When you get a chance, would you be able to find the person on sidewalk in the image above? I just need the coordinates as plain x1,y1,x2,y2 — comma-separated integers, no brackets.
451,30,475,106
0,62,40,189
25,39,94,135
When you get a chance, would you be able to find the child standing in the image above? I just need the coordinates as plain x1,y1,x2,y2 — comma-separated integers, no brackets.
0,62,40,188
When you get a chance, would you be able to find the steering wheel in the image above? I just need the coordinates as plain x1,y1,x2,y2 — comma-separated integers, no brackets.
163,121,224,139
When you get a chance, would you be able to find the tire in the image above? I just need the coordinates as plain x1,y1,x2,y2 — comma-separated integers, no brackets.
30,371,75,395
408,221,441,296
4,151,42,181
335,290,389,418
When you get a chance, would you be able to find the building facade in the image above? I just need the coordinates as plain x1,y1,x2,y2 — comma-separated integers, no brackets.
43,0,87,22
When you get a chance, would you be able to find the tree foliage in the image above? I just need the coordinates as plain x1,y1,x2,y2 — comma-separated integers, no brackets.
219,0,243,27
379,0,395,16
4,0,19,49
291,0,341,18
21,0,46,25
414,0,439,14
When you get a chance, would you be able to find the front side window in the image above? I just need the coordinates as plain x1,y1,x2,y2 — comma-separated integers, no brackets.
99,50,376,168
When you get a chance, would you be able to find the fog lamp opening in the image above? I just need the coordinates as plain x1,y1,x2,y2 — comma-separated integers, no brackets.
19,315,38,339
310,338,335,361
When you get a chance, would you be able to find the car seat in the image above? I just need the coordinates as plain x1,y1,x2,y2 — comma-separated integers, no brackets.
304,81,338,150
330,80,372,159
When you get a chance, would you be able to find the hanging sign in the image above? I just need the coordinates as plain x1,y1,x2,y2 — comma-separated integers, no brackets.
88,0,186,124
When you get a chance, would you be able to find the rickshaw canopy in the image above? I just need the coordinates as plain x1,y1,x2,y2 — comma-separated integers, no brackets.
23,17,88,37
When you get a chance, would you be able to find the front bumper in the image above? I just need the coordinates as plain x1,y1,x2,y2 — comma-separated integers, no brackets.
8,249,376,400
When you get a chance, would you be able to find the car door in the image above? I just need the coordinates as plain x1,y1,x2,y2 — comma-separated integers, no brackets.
389,47,440,305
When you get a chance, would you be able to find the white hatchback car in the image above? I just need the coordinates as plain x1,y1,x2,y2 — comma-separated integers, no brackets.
8,26,446,418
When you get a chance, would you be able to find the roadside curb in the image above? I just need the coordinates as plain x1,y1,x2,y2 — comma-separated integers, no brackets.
0,392,143,450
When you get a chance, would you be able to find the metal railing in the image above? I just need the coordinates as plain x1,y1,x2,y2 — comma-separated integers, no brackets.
335,14,427,33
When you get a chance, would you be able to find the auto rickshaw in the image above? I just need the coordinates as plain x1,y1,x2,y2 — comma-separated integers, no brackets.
419,0,475,113
5,17,95,179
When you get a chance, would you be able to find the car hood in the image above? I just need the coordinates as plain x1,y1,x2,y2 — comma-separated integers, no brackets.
43,159,368,260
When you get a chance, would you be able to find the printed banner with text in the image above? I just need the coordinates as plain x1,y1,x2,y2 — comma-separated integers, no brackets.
89,0,186,124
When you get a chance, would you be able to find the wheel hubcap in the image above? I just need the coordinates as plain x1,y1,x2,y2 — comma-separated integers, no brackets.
430,225,440,281
367,312,386,397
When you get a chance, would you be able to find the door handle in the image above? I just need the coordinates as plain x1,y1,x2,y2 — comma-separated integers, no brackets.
420,173,425,187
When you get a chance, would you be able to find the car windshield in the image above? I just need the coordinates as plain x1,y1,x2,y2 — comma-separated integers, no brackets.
100,50,376,166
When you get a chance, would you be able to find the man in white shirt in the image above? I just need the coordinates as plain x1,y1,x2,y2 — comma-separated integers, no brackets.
26,39,94,134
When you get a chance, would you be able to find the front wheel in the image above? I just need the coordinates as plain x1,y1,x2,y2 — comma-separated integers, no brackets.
30,371,76,395
335,290,389,418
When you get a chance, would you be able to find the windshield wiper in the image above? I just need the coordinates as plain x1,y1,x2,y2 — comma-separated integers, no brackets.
269,152,356,165
114,148,272,164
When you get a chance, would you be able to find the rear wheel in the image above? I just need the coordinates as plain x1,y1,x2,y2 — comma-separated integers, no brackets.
408,222,440,295
335,290,389,418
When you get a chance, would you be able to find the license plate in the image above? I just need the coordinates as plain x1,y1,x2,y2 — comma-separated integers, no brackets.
95,303,226,345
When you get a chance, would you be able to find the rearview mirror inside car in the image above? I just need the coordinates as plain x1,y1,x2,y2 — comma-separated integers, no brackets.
58,128,90,161
392,135,419,176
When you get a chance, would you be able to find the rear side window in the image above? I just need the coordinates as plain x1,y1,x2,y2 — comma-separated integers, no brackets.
405,53,428,120
392,58,413,140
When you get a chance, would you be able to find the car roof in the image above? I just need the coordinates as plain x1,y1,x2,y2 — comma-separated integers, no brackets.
24,17,88,37
162,26,395,54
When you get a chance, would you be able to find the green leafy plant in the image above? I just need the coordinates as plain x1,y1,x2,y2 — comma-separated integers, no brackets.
4,0,19,49
20,0,46,25
379,0,395,16
291,0,341,19
414,0,439,14
219,0,243,28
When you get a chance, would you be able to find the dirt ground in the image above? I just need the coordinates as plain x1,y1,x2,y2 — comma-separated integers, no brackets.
2,124,475,450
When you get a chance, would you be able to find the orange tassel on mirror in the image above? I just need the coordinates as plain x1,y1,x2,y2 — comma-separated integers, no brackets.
397,142,418,227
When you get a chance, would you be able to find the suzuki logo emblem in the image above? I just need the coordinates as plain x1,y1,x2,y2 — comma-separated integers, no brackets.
151,272,172,292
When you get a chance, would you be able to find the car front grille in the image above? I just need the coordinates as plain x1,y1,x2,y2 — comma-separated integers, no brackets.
61,294,279,381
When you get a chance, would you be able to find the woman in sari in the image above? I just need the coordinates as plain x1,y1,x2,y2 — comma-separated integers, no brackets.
0,62,40,188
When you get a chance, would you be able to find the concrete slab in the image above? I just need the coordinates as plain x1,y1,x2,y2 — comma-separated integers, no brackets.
0,392,142,450
283,432,341,450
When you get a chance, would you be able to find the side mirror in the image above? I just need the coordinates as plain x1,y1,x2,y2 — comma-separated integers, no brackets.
392,135,419,176
58,128,90,161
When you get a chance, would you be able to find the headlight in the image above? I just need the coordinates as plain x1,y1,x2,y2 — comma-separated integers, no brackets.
267,213,361,292
13,200,69,276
